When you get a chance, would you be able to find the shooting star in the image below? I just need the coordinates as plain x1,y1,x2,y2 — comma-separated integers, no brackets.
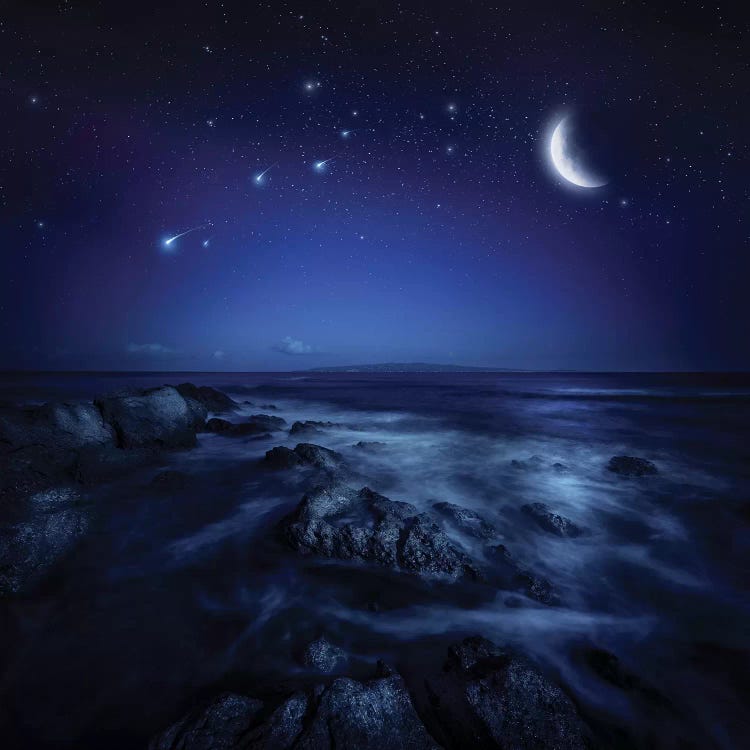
313,157,335,172
253,163,277,185
163,223,211,249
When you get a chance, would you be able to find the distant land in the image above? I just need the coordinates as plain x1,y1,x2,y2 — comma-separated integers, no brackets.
309,362,515,373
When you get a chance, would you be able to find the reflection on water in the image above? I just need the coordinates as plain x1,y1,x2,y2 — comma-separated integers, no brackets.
1,371,749,748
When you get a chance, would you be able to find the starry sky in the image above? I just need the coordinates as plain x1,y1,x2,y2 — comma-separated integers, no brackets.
1,1,747,371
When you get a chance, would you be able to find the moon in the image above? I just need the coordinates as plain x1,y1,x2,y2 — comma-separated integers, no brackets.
549,117,608,189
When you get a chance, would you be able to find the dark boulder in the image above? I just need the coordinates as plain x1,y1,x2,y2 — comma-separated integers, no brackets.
205,413,285,437
300,636,347,673
510,455,545,471
249,413,287,431
289,420,336,436
353,440,388,452
488,545,560,606
0,486,89,596
265,443,344,472
150,470,190,490
95,386,206,450
176,383,238,413
424,636,590,749
433,501,497,540
149,692,264,750
282,484,481,583
521,502,583,538
607,456,658,477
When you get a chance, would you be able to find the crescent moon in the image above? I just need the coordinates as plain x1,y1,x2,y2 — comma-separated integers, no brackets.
550,117,608,188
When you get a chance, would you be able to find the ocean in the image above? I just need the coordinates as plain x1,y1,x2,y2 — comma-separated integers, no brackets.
1,371,749,748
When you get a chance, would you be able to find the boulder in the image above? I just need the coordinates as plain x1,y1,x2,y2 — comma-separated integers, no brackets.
300,636,347,673
606,456,658,477
95,386,206,450
0,487,89,596
289,420,335,436
282,484,481,583
521,502,583,538
353,441,388,452
175,383,238,413
150,470,190,490
204,417,276,437
432,501,497,539
149,693,264,750
424,636,590,749
265,443,344,472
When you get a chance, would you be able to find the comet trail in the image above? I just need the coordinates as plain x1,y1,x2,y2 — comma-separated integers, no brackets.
254,163,277,184
314,157,335,171
163,223,211,247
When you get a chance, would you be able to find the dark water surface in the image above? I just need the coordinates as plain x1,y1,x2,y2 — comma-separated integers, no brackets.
1,372,749,748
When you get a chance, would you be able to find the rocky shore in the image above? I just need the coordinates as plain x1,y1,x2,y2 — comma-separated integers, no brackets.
0,381,677,748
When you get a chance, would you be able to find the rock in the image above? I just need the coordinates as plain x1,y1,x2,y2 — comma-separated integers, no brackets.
510,455,545,471
582,648,668,707
488,545,559,606
149,692,264,750
607,456,658,477
353,441,388,452
521,502,583,538
432,501,497,539
175,383,238,413
0,487,89,596
205,413,285,437
151,669,439,750
300,636,347,673
425,636,590,749
265,443,344,472
289,420,335,435
282,484,481,583
293,669,439,750
95,386,206,450
150,470,189,490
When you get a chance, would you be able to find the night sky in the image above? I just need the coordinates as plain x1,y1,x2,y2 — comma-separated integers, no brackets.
1,1,747,371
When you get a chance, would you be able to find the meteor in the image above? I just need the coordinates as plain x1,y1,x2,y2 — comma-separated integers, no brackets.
313,157,335,172
163,223,211,248
253,163,277,184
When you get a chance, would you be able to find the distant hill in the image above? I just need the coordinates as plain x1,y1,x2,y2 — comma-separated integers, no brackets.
309,362,512,373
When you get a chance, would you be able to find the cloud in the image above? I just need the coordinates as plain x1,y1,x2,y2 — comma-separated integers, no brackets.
213,350,225,360
273,336,313,355
127,342,175,355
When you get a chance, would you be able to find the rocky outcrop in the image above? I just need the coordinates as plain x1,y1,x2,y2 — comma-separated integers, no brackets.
424,637,590,749
607,456,658,477
282,484,481,583
289,420,336,436
521,502,583,538
95,386,206,450
176,383,238,413
151,665,439,750
0,486,88,596
432,501,497,539
204,413,284,437
300,636,348,673
488,544,559,606
353,440,388,452
265,443,344,472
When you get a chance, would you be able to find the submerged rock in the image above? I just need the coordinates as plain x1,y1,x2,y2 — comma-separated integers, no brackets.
151,667,439,750
95,386,206,450
265,443,345,472
301,636,348,673
150,470,190,490
425,636,590,749
149,692,264,750
205,414,286,437
353,440,388,452
432,501,497,539
488,544,559,605
289,420,336,435
282,484,481,582
607,455,658,477
521,502,583,538
176,383,238,413
0,487,89,596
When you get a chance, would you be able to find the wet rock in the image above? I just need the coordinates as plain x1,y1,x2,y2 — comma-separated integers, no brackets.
289,420,335,436
510,455,545,471
0,487,89,596
521,502,583,538
425,636,590,749
301,636,347,673
432,501,497,539
607,455,658,477
294,669,439,750
250,413,287,431
95,386,206,450
282,484,481,582
353,440,388,452
176,383,238,413
265,443,344,472
583,648,669,707
149,692,264,750
488,545,559,605
205,414,286,437
552,462,568,473
243,692,308,749
150,470,189,490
